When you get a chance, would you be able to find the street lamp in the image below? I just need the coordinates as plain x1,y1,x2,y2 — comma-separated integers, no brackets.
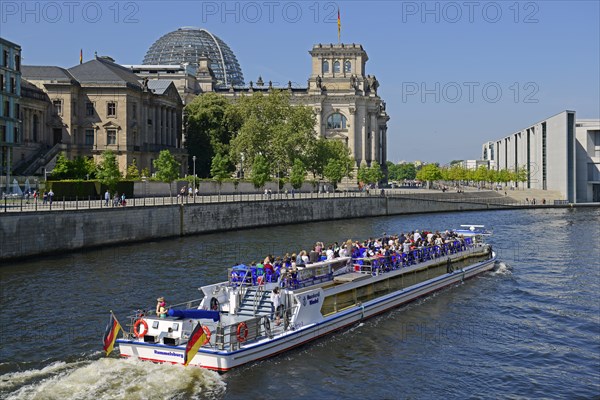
240,153,244,179
192,155,196,201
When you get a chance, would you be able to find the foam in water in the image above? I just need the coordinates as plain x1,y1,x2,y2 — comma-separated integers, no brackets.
491,261,512,276
2,357,226,400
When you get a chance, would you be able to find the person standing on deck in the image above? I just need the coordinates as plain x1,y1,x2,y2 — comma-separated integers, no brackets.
270,287,282,326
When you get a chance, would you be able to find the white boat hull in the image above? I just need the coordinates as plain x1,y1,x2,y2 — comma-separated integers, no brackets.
117,254,496,371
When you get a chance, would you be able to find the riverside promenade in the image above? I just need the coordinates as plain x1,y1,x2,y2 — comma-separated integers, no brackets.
0,187,565,213
0,188,593,262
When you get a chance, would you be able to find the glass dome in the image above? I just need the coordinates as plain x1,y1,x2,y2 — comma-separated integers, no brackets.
143,27,244,88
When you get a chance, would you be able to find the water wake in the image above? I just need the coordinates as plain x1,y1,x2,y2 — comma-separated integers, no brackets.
492,261,513,276
2,357,226,400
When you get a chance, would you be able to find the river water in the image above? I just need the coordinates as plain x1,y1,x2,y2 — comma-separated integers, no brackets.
0,208,598,399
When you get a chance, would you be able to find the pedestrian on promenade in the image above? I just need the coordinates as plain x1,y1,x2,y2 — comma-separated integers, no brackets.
48,189,54,205
105,190,110,206
43,191,47,204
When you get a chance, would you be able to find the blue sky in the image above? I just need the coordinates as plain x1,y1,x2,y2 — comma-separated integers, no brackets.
2,0,599,164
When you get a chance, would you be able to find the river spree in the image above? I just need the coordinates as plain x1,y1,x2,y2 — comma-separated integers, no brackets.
0,208,598,399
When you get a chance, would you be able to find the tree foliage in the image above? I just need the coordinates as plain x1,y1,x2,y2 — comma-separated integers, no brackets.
126,160,140,179
289,158,306,189
308,138,354,182
51,153,96,180
249,154,270,189
229,90,316,177
210,152,232,190
416,163,442,184
185,93,240,178
153,150,180,196
96,150,121,191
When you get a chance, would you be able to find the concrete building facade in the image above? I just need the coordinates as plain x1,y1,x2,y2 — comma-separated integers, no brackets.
575,119,600,202
484,110,600,203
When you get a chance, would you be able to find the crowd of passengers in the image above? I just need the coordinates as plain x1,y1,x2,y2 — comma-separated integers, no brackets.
236,230,471,285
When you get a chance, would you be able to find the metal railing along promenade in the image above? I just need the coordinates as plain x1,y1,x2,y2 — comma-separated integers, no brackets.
0,190,549,213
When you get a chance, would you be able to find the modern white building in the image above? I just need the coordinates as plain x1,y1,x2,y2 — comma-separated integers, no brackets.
575,119,600,202
484,110,600,203
481,141,495,169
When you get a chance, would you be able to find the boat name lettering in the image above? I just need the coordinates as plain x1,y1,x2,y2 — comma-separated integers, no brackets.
154,350,183,358
306,293,320,305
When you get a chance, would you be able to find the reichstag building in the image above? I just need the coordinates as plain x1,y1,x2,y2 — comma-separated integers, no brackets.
131,27,389,174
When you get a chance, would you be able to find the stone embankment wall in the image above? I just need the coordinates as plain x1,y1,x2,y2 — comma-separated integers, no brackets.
0,197,500,262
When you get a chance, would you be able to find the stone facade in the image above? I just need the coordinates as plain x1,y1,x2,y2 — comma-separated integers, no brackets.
0,37,22,190
20,56,187,176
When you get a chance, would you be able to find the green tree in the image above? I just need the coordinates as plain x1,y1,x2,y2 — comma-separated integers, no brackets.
140,167,150,179
229,91,316,176
307,138,354,181
473,166,488,183
397,163,417,180
51,153,70,180
323,159,346,189
126,160,140,180
250,154,270,189
497,169,511,186
289,158,306,190
97,150,121,192
210,152,232,194
386,161,399,181
367,163,384,185
153,150,180,196
416,164,441,188
515,165,528,188
357,165,369,186
185,92,240,178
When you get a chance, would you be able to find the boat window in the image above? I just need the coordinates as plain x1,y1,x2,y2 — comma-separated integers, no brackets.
172,323,179,331
152,321,159,329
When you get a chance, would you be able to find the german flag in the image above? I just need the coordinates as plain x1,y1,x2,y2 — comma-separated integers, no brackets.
183,323,207,366
337,8,341,42
102,313,122,356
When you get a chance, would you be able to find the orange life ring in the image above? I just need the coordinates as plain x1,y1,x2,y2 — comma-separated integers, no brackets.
202,325,211,345
237,322,249,342
133,319,148,338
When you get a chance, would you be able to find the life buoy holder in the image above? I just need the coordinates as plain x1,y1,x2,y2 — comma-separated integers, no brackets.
202,325,211,345
237,322,249,342
133,319,148,338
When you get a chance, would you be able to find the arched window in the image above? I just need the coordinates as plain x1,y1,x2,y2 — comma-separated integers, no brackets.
344,60,351,73
327,113,347,129
333,61,340,73
322,60,329,73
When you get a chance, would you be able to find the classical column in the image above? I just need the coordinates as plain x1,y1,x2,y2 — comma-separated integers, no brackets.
348,107,356,167
161,106,167,145
315,107,322,137
371,113,377,165
361,108,367,165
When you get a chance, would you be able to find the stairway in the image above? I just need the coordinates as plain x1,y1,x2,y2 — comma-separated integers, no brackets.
21,143,66,176
237,287,273,317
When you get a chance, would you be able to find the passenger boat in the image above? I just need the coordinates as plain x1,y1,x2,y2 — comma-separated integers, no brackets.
113,229,497,371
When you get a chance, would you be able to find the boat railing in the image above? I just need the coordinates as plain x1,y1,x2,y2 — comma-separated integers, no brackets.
214,303,299,351
351,238,479,275
122,297,205,338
